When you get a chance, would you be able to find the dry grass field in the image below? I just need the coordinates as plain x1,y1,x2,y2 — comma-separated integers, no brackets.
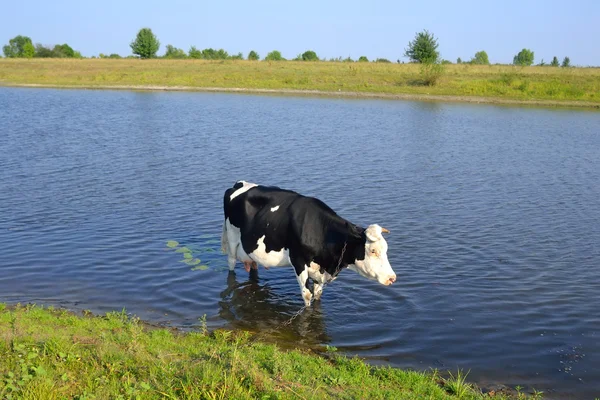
1,58,599,106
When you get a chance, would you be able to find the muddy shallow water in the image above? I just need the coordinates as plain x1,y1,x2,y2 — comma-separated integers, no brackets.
1,87,599,399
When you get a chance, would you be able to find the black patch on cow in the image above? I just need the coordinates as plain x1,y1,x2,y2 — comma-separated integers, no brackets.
223,183,367,277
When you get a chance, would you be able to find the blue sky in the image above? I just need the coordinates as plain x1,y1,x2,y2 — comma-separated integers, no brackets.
2,0,599,65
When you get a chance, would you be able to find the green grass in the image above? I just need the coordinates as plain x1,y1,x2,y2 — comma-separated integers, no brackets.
0,58,599,107
0,303,529,399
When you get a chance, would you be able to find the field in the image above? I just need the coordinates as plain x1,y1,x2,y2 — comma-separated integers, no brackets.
1,58,599,107
0,304,535,399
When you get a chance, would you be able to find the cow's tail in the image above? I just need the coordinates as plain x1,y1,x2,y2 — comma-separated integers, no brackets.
221,219,229,254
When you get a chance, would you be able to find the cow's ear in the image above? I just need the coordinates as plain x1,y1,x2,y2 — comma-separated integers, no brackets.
365,225,382,242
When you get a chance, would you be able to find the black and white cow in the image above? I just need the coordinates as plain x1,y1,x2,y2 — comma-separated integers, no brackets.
221,181,397,306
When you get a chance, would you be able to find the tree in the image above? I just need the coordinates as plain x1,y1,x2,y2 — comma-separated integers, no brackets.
3,35,33,57
265,50,284,61
230,52,244,60
513,48,534,66
34,44,54,57
53,44,75,58
247,50,259,60
164,44,187,59
471,50,489,65
130,28,160,59
23,42,35,58
538,59,546,66
301,50,318,61
550,56,559,67
404,30,439,63
375,58,391,63
561,56,571,67
358,56,369,62
456,57,462,64
189,46,202,59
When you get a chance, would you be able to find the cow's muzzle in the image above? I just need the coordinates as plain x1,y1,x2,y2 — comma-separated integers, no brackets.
386,275,396,285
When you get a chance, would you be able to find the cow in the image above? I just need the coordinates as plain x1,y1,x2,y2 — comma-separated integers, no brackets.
221,181,397,306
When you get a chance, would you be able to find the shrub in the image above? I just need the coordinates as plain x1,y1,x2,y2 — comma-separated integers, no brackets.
471,51,489,65
375,58,391,63
164,44,187,59
358,56,369,62
301,50,318,61
247,50,259,60
513,48,534,66
419,59,446,86
264,50,284,61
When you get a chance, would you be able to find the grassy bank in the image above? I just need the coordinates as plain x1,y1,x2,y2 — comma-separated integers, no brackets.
0,304,533,399
0,58,599,108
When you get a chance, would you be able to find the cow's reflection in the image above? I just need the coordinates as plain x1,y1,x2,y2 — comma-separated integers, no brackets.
218,271,330,348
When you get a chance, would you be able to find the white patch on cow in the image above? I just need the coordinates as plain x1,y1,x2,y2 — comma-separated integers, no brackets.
248,235,290,268
229,181,257,201
296,268,312,307
348,224,397,286
270,205,280,212
223,218,253,270
308,261,333,301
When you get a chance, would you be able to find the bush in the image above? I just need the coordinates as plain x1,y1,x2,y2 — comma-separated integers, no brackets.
358,56,369,62
420,59,446,86
130,28,160,59
471,51,489,65
265,50,284,61
164,44,187,59
456,57,462,64
404,30,439,63
247,50,259,61
301,50,318,61
375,58,391,63
513,48,534,66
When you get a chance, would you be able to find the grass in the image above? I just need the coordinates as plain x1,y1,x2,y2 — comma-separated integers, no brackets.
0,303,531,399
0,58,599,107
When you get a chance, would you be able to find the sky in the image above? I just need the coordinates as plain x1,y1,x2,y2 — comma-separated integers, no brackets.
2,0,599,66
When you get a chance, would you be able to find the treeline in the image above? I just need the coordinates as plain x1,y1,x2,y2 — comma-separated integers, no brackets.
2,35,82,58
2,29,575,68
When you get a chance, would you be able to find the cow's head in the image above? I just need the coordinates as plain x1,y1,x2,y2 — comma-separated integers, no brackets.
348,224,396,286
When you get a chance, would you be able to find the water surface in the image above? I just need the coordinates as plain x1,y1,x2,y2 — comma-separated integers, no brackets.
1,87,599,399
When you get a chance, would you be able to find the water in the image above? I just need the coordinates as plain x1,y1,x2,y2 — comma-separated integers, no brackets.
1,87,599,398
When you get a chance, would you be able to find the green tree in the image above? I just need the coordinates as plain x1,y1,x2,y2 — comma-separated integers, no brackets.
375,58,391,63
301,50,318,61
513,48,534,66
404,30,439,63
189,46,202,59
456,57,462,64
247,50,259,60
3,35,33,57
471,50,489,65
23,42,35,58
230,52,244,60
130,28,160,59
358,56,368,62
550,56,559,67
561,56,570,67
34,44,54,57
164,44,187,59
264,50,284,61
53,44,75,58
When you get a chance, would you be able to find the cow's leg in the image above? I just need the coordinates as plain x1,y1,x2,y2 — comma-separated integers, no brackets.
313,281,324,301
295,268,312,307
243,261,253,273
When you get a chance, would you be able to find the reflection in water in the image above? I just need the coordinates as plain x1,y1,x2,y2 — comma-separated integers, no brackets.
218,271,330,348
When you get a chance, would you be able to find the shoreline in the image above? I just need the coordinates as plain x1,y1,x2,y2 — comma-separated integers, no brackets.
0,303,530,399
2,82,599,109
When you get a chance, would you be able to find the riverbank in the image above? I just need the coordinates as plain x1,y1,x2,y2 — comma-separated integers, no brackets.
1,59,598,109
0,304,530,399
